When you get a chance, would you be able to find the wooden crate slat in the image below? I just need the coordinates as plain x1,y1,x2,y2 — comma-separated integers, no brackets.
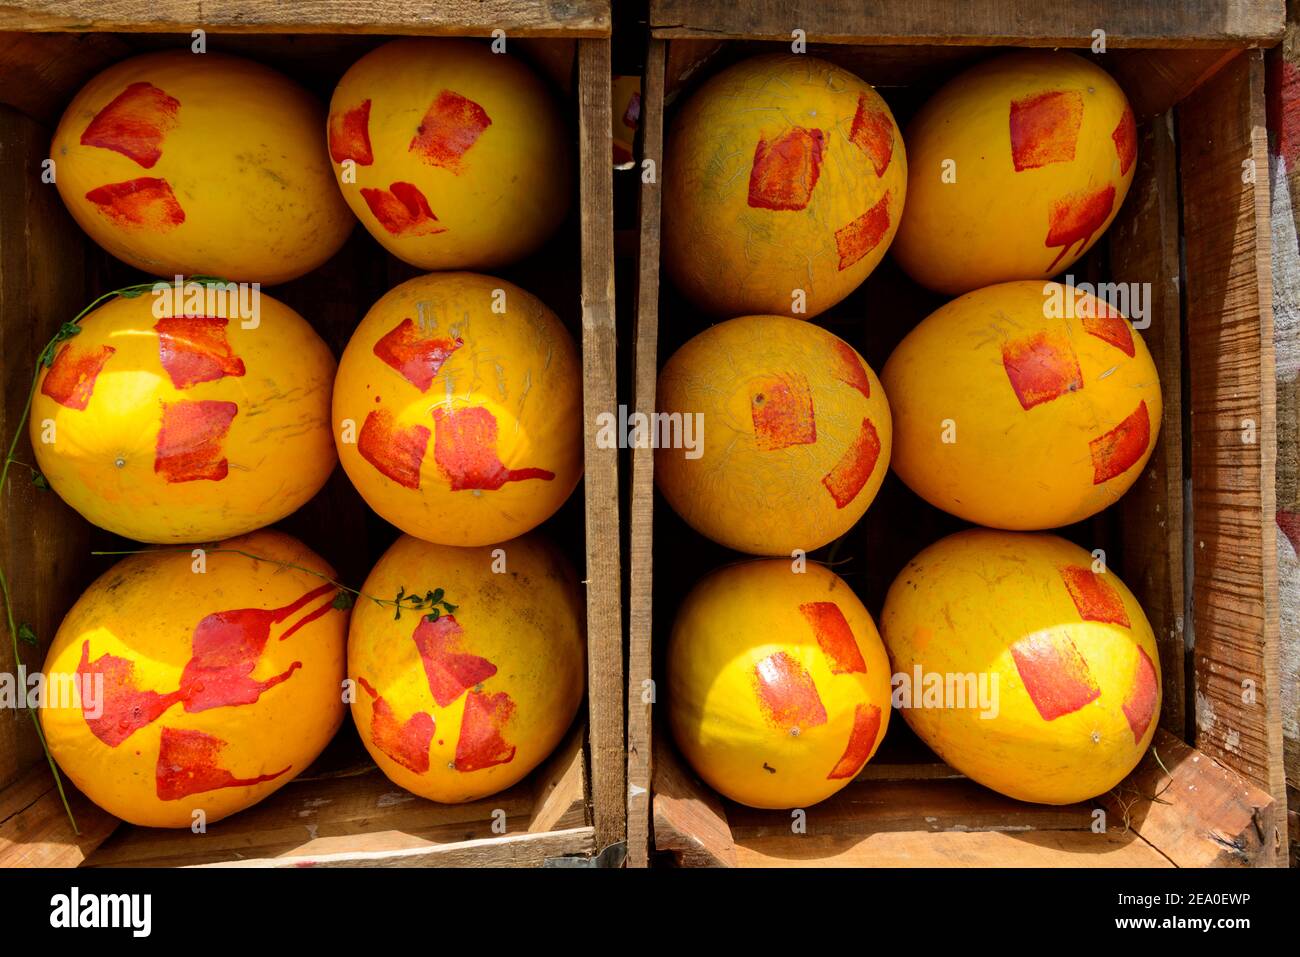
0,765,118,867
576,36,625,853
651,735,737,866
0,1,611,36
1107,109,1187,739
1181,49,1289,854
649,0,1285,47
626,37,666,871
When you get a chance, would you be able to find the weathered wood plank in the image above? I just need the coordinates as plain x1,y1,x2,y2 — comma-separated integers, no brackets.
0,765,118,867
651,737,737,867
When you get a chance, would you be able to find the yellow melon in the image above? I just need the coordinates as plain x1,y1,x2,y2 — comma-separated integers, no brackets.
348,533,585,803
882,280,1160,529
39,530,348,827
333,272,581,547
327,38,571,270
880,529,1161,804
31,288,337,544
892,51,1136,295
656,315,891,554
667,560,892,809
52,51,353,284
663,54,906,319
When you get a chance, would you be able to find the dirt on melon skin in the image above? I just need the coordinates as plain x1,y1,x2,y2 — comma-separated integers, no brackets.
38,530,348,828
892,51,1136,296
655,315,892,555
880,530,1161,805
327,38,571,271
662,54,906,320
333,271,582,547
52,51,353,284
347,533,585,804
882,280,1161,531
667,560,892,810
30,291,337,544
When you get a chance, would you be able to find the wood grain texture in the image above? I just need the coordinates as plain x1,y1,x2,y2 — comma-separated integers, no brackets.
0,765,117,867
652,736,736,866
1102,729,1278,866
577,36,625,853
0,105,94,794
649,0,1285,47
1180,50,1288,856
1108,111,1186,739
1110,47,1243,116
0,0,610,36
528,721,589,833
626,38,665,871
0,30,131,124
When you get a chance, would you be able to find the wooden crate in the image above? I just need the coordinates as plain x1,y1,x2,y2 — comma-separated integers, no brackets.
629,0,1291,867
0,1,624,867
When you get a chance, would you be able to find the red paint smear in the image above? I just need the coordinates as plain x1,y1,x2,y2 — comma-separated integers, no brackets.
849,94,894,176
372,317,462,392
1112,106,1137,175
753,651,828,730
77,642,183,747
1010,631,1101,721
358,408,430,490
155,726,289,800
1277,510,1300,555
360,182,446,237
1001,330,1083,410
1045,184,1115,270
1089,400,1150,484
1059,565,1132,627
750,373,816,451
826,703,882,780
431,406,555,491
358,676,436,774
1266,56,1300,168
455,690,517,772
821,417,881,509
1081,309,1135,357
154,399,237,483
85,177,185,230
834,192,890,271
799,601,866,674
411,614,497,708
80,81,180,169
1122,646,1158,743
747,126,824,211
154,316,246,389
328,99,374,165
830,338,871,398
179,583,335,713
40,343,116,410
409,90,492,172
1010,89,1083,172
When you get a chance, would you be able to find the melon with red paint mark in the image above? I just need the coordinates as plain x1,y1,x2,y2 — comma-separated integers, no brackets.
882,530,1161,804
663,54,906,319
31,291,335,543
328,38,570,270
883,281,1161,530
893,51,1136,295
334,272,581,546
667,560,891,809
52,51,351,283
348,533,584,803
657,315,891,555
39,530,347,827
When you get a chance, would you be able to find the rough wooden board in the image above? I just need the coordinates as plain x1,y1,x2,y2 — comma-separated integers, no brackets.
0,30,131,124
528,722,589,833
1108,111,1187,740
651,736,737,867
193,826,595,868
626,37,665,872
0,765,118,867
1110,47,1243,117
0,1,611,36
576,36,625,853
649,0,1285,47
1102,730,1278,866
0,105,94,793
733,828,1173,867
1180,50,1289,851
